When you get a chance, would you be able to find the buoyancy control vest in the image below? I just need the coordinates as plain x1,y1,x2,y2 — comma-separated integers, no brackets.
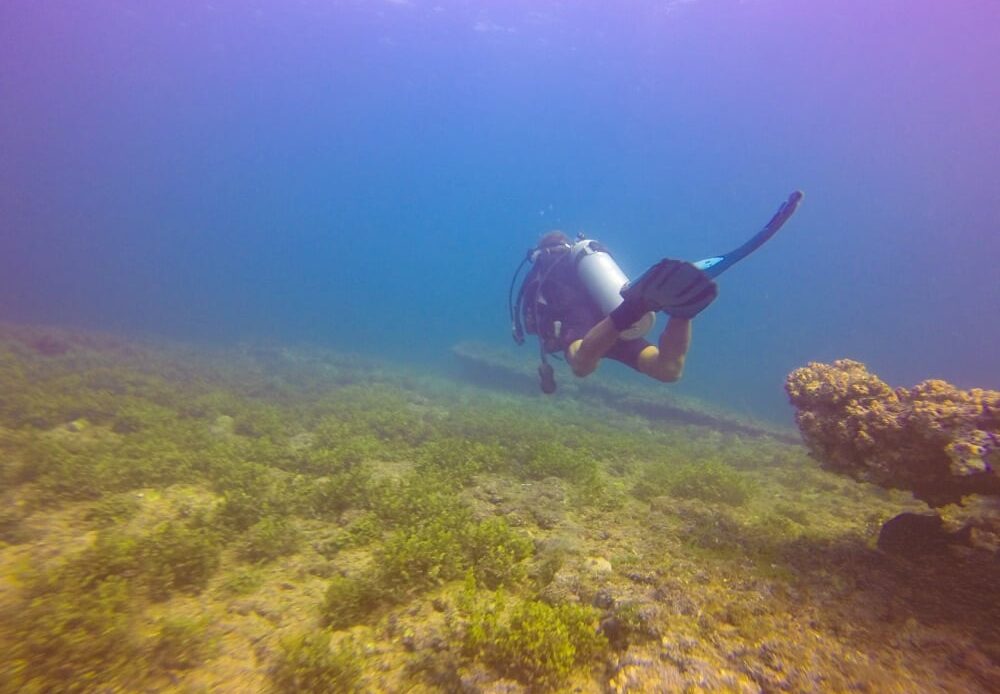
509,235,654,393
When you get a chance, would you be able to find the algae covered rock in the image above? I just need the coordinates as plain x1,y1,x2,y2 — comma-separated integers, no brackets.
608,649,685,692
786,359,1000,506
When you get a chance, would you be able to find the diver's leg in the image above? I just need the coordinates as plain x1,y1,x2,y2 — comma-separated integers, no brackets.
636,317,691,383
566,317,621,377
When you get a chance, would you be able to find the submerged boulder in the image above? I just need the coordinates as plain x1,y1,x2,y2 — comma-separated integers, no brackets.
876,512,973,557
785,359,1000,507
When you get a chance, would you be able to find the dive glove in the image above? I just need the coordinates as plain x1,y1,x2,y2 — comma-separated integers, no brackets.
611,259,718,329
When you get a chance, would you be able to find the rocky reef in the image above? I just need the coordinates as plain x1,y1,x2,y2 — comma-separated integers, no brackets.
3,326,999,692
785,359,1000,507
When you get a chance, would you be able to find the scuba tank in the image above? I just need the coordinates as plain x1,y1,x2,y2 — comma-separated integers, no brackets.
569,238,655,340
509,233,654,394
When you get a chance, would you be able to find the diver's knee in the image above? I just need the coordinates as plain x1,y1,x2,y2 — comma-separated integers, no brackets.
568,356,597,378
566,340,595,378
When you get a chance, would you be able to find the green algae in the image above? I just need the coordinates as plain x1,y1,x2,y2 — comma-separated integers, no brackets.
152,614,218,670
236,515,302,564
5,575,139,693
322,574,383,630
140,521,221,600
0,324,997,693
320,512,533,630
214,566,265,597
84,492,143,527
270,629,363,693
461,589,607,688
634,458,755,506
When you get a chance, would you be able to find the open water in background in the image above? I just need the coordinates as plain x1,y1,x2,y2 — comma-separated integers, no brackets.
2,0,998,422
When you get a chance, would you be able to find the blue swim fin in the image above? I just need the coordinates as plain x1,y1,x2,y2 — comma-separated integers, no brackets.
693,190,804,279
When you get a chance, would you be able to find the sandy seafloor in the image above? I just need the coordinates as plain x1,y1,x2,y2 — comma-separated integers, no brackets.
0,323,997,693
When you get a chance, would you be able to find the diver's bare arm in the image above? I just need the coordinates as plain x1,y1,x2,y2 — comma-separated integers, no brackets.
566,317,621,377
637,317,691,383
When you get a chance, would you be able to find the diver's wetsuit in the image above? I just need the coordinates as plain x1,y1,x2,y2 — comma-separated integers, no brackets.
542,257,651,371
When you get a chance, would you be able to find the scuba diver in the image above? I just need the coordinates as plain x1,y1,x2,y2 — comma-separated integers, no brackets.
509,191,804,393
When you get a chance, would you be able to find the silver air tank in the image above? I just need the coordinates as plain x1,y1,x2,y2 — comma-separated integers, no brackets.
570,239,655,340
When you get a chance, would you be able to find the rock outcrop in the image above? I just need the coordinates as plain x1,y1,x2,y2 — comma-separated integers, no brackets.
786,359,1000,507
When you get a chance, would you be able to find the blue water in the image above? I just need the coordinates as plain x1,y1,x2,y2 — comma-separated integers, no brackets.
2,0,998,422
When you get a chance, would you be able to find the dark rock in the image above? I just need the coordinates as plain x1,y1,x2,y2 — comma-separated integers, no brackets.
626,571,658,585
592,588,615,609
228,599,280,622
600,616,629,650
530,506,561,529
877,512,972,557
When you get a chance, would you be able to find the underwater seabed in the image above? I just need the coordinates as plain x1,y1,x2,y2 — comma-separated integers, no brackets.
0,323,996,693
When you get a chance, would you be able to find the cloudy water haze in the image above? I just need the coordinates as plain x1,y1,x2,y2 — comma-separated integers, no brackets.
2,0,998,421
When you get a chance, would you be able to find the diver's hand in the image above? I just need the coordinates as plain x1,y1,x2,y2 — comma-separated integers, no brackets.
622,259,718,320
